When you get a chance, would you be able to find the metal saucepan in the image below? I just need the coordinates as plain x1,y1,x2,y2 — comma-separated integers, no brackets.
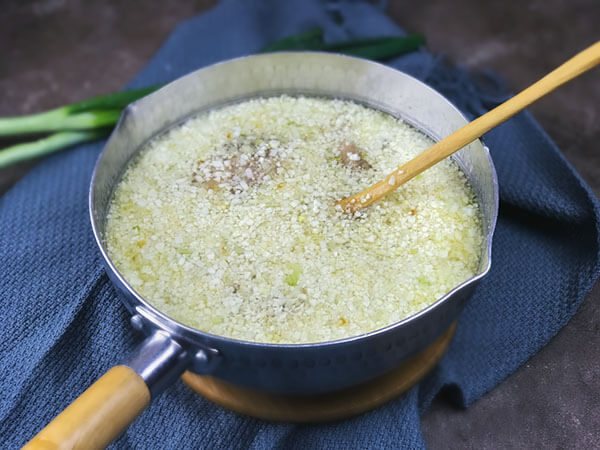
26,52,498,449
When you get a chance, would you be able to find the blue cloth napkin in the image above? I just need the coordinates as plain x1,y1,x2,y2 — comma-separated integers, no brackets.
2,1,599,448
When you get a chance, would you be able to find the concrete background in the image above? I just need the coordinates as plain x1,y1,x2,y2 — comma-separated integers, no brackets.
1,0,598,447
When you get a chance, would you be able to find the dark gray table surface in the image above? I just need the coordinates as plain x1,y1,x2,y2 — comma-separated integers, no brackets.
2,1,599,448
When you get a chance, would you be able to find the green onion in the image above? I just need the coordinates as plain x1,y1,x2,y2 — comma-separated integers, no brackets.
0,109,122,136
0,86,158,136
0,130,107,169
0,29,425,169
259,27,324,52
285,264,302,287
65,86,160,113
323,34,425,60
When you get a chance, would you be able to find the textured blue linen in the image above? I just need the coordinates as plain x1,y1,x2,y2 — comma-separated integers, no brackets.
1,0,599,448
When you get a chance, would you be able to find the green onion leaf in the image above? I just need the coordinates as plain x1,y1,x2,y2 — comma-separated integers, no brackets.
259,27,324,52
285,264,302,286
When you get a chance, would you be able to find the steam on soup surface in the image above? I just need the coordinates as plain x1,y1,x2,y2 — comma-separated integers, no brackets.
105,96,482,344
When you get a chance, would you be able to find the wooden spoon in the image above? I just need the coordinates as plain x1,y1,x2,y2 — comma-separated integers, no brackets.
336,40,600,214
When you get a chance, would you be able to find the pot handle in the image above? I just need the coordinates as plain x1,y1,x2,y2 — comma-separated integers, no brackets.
24,331,191,450
23,366,150,450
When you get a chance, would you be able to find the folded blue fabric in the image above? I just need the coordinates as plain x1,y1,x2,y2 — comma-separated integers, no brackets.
1,0,599,448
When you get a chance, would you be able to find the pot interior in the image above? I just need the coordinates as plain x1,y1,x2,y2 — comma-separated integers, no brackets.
90,51,497,351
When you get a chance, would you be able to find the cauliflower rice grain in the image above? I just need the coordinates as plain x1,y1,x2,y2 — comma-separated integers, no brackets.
105,96,483,344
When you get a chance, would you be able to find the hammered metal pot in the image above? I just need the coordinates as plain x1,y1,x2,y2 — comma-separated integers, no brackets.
27,52,498,448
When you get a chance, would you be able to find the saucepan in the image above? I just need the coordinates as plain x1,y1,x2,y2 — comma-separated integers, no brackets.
26,52,498,448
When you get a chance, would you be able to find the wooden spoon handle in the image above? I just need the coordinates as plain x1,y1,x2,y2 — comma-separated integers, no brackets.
337,40,600,213
23,366,150,450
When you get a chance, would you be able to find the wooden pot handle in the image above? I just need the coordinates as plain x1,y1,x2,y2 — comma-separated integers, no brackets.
24,365,150,450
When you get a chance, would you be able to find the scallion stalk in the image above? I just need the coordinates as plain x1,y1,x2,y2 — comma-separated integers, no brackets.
0,109,122,136
0,130,107,169
0,86,158,137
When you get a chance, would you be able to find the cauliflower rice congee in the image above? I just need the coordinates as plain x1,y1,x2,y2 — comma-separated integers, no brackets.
105,96,483,344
